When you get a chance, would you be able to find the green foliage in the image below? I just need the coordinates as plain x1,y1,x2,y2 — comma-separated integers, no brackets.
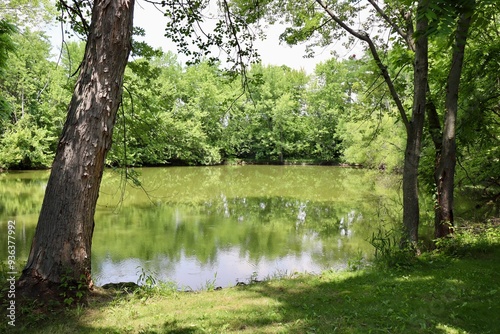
59,268,88,306
60,40,85,83
162,0,260,69
419,5,500,198
0,0,55,27
0,115,56,169
339,113,405,171
202,272,219,291
0,19,17,117
109,54,342,167
0,19,17,71
56,0,92,38
131,27,164,60
435,224,500,257
137,266,157,289
135,266,178,299
369,227,418,269
346,250,366,272
108,54,226,166
225,64,322,162
453,15,500,193
0,28,67,169
312,55,406,170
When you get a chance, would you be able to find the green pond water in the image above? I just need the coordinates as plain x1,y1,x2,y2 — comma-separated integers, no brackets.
1,165,425,289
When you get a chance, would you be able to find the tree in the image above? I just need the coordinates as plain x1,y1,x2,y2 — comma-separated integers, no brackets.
453,10,500,209
18,0,135,296
0,0,54,24
430,1,475,238
235,0,488,245
17,0,264,296
238,64,309,162
0,19,17,117
263,0,429,246
0,29,67,169
0,19,16,71
313,0,481,241
306,58,352,164
309,55,406,170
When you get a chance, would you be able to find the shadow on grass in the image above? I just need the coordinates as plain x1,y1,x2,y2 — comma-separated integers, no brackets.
235,247,500,333
0,290,201,334
64,320,199,334
1,246,499,333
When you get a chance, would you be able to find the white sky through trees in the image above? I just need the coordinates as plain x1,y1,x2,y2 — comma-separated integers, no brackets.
47,1,360,74
132,1,356,74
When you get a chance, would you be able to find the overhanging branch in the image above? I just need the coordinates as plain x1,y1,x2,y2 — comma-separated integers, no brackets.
315,0,410,131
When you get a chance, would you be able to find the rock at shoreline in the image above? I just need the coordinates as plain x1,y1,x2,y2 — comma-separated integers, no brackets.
101,282,140,291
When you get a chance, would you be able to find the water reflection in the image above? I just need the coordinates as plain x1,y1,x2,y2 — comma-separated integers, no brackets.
95,247,325,290
1,166,405,289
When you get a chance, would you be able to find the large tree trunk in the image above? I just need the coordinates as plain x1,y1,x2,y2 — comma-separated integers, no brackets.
18,0,134,297
434,6,474,239
402,0,428,248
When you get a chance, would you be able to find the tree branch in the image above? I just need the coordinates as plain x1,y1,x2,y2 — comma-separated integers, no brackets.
314,0,410,130
366,0,408,42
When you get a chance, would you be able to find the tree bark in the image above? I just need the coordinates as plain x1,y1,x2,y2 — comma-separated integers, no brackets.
316,0,428,247
18,0,134,297
434,5,474,239
402,0,428,248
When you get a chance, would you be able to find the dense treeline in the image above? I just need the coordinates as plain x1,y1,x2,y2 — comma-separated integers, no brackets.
0,29,401,169
0,16,498,196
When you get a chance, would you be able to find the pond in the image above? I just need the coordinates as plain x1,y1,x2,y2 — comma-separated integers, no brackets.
1,165,411,289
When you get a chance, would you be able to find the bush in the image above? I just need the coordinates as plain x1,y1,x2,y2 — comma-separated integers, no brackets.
0,115,56,169
435,224,500,257
369,227,419,269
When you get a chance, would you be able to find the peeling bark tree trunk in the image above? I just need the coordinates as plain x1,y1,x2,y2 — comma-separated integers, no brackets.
18,0,135,297
434,7,474,239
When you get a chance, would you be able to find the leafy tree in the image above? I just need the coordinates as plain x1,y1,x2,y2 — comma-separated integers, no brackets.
305,58,348,163
174,61,230,164
0,29,67,168
0,0,55,27
233,0,496,245
448,9,499,211
18,0,135,296
0,19,17,119
0,115,56,168
425,0,477,238
0,19,16,71
232,64,310,162
18,0,266,296
109,51,180,166
238,0,430,246
109,54,230,166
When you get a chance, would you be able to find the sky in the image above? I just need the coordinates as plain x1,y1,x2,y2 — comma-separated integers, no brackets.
47,0,362,74
131,0,358,74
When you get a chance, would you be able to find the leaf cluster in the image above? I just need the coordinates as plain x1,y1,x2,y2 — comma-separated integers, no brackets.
56,0,92,38
162,0,260,71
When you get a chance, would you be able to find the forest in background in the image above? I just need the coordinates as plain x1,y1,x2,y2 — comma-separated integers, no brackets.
0,4,498,199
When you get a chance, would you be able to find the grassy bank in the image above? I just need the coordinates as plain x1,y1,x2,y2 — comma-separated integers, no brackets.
2,224,499,334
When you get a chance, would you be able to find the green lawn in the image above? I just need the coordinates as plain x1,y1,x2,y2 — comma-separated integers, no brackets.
2,226,499,334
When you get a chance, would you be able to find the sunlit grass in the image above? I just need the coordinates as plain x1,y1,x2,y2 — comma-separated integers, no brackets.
2,225,499,333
